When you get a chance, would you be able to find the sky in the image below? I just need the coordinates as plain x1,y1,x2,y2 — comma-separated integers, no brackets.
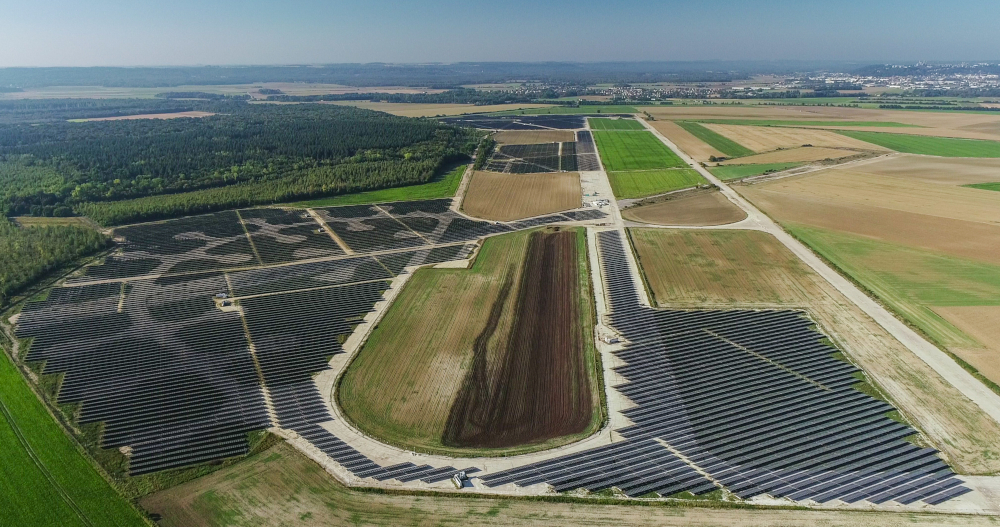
0,0,997,67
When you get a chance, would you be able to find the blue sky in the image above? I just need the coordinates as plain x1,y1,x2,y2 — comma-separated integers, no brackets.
0,0,996,66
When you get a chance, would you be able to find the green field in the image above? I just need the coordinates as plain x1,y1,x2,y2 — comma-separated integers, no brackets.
592,130,687,171
0,348,149,527
692,119,918,128
674,121,755,158
288,163,465,208
492,105,638,115
708,163,803,181
837,131,1000,157
588,117,645,130
965,182,1000,192
608,169,705,199
787,224,1000,349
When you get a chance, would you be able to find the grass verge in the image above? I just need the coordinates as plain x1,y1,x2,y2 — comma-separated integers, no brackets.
708,163,803,180
965,182,1000,192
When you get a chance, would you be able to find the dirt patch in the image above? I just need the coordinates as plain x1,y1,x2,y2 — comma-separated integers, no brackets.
72,111,215,122
463,171,581,221
717,147,859,165
494,130,576,145
933,306,1000,386
443,230,592,448
702,123,889,153
648,120,725,161
622,190,746,226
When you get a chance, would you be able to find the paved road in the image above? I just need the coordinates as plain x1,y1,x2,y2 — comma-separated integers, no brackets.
639,117,1000,426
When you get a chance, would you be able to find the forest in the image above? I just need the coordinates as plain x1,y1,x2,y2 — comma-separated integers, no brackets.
0,218,108,306
0,102,478,224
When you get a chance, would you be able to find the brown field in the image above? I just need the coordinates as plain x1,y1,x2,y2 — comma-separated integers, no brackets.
622,190,746,226
648,120,725,161
139,442,995,527
328,101,554,117
933,306,1000,386
338,228,599,455
444,229,593,448
12,216,97,228
828,154,1000,186
717,146,860,165
493,130,576,145
702,123,889,153
463,171,581,221
628,228,1000,474
71,111,215,122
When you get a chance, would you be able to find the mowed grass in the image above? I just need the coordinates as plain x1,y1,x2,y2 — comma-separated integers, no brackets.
0,349,149,527
592,130,687,171
837,131,1000,157
693,119,919,128
787,223,1000,349
674,121,755,158
338,227,600,456
286,163,465,208
708,162,803,181
966,182,1000,192
588,117,645,130
608,169,705,199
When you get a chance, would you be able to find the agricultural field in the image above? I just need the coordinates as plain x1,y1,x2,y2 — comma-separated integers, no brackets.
621,189,746,226
626,228,1000,475
592,130,688,171
708,162,803,180
463,171,581,221
674,121,755,158
138,441,997,527
968,182,1000,191
493,129,576,145
715,146,861,165
700,123,888,153
690,119,920,128
837,130,1000,157
607,169,706,199
588,117,645,130
0,349,149,526
648,120,725,162
338,227,601,456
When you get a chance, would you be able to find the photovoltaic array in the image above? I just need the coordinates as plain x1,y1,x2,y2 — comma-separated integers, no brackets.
14,198,605,477
481,231,969,505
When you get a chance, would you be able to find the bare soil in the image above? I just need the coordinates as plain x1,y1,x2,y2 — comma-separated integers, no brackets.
622,190,746,226
443,230,592,448
463,171,581,221
933,306,1000,386
494,130,576,145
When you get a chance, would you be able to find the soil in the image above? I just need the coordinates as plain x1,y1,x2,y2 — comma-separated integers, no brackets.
443,230,591,448
463,171,581,221
494,130,576,145
622,190,746,226
933,306,1000,386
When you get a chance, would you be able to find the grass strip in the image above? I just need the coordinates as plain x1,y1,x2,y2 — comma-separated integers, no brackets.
965,182,1000,192
608,169,706,199
674,122,755,158
708,163,803,181
288,164,465,208
837,131,1000,157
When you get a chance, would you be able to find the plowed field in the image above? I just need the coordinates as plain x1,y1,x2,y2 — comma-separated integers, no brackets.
463,171,581,221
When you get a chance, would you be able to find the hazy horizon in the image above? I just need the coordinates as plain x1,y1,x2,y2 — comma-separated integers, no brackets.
1,0,997,68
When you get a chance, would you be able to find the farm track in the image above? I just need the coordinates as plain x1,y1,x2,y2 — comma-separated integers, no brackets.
443,230,590,448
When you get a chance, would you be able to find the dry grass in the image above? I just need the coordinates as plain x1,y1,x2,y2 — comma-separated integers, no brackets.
717,147,859,165
12,216,97,228
139,442,996,527
933,306,1000,386
70,111,214,122
702,123,888,153
648,120,725,161
628,228,1000,474
830,155,1000,186
622,190,746,226
328,101,554,117
463,171,581,221
493,130,576,145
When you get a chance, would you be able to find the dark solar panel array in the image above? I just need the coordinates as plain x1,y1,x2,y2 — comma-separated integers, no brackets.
239,208,345,265
483,231,969,505
15,274,271,475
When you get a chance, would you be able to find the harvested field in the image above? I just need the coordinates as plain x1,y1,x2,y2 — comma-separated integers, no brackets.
329,101,555,117
674,121,755,157
69,111,215,122
444,229,594,448
822,154,1000,185
933,306,1000,387
493,130,576,145
338,228,600,456
716,146,859,165
648,120,725,162
463,171,581,221
139,442,999,527
702,123,888,153
622,190,745,226
627,228,1000,474
838,131,1000,157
